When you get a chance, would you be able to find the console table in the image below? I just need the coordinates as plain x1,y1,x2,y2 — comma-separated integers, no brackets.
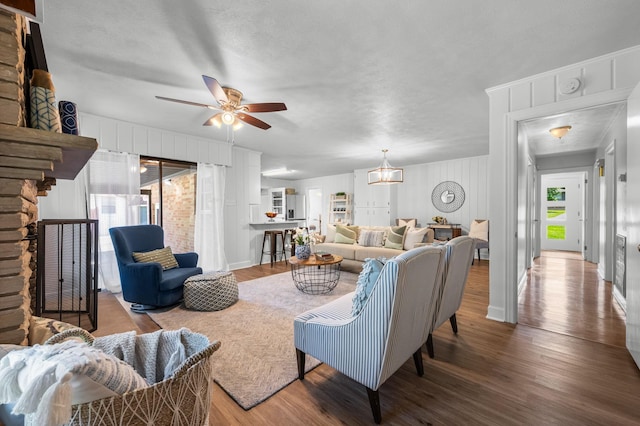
428,223,462,241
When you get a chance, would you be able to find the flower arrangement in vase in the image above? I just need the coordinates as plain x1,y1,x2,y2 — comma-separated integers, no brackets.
432,216,447,224
294,228,311,259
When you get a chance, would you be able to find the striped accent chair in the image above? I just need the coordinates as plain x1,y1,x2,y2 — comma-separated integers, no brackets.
294,245,446,424
426,236,476,358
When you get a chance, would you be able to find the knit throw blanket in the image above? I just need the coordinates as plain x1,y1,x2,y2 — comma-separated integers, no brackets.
0,328,206,426
92,328,202,384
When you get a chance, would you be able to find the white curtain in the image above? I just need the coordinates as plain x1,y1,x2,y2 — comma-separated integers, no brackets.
194,163,229,272
88,150,141,292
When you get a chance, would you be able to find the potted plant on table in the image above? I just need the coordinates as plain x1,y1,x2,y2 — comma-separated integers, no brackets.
294,228,311,259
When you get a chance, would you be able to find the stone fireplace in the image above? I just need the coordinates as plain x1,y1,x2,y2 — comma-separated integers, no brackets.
0,10,97,344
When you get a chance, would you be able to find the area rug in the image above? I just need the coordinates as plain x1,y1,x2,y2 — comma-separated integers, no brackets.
146,271,358,410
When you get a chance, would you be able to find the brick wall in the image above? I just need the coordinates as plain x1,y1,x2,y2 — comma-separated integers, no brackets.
0,11,97,344
0,10,32,344
142,171,196,253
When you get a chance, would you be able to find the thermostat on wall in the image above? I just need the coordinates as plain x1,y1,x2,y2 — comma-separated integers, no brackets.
559,77,581,95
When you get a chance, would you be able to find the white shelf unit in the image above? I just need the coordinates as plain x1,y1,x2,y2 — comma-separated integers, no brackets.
329,193,352,225
270,187,285,219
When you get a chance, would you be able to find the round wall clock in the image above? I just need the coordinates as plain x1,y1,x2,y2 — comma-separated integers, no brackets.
431,181,465,213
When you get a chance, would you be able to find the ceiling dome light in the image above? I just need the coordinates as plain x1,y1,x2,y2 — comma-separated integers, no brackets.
549,125,572,139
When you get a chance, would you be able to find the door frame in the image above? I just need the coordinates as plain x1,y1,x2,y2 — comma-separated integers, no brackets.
502,88,633,323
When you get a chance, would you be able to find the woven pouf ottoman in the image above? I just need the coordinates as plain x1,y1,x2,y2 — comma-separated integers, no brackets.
183,271,238,311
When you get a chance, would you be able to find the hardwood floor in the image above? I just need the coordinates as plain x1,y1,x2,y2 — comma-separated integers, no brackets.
94,257,640,425
518,250,627,347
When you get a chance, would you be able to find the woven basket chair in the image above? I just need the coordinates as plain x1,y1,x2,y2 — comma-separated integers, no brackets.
36,328,221,426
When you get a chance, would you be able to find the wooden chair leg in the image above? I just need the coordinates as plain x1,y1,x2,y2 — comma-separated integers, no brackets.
296,349,306,380
449,313,458,334
412,347,424,376
259,232,268,265
366,387,382,424
426,333,434,359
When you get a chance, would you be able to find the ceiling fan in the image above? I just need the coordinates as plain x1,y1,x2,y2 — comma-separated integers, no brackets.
156,75,287,130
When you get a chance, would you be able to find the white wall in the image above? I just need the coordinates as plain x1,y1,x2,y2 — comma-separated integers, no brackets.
536,150,596,170
225,147,261,270
396,156,489,234
79,113,232,166
290,156,489,239
291,173,354,235
594,106,627,281
486,45,640,323
37,113,262,272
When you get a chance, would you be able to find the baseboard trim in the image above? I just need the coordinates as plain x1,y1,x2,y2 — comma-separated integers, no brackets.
486,305,505,322
613,286,627,313
229,260,253,270
517,272,528,296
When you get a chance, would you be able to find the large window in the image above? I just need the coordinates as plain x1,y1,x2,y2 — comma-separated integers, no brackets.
140,157,197,252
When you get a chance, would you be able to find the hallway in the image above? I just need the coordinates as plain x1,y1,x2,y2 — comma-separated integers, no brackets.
518,250,626,347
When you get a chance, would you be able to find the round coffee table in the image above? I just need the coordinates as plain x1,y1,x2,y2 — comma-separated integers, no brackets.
289,254,343,294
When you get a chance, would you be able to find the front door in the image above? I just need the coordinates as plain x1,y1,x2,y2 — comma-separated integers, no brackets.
540,173,584,252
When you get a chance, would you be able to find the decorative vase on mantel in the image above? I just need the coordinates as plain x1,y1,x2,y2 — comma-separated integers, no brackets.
30,69,61,133
295,244,311,260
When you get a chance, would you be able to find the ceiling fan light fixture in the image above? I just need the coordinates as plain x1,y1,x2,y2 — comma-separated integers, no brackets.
232,119,243,130
222,111,235,125
549,125,572,139
368,149,403,185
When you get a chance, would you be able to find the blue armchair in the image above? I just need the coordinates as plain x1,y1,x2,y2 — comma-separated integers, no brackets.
109,225,202,311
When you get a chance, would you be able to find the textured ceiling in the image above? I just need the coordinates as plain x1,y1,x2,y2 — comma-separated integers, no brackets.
38,1,640,179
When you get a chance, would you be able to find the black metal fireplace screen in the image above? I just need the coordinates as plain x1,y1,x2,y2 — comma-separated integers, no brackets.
36,219,99,331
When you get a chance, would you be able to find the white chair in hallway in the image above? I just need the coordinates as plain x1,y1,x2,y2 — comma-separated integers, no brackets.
469,219,489,264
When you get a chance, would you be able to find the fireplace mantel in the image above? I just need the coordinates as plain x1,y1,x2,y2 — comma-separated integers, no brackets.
0,123,97,182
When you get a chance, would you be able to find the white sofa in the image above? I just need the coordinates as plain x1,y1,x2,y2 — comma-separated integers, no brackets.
314,224,434,273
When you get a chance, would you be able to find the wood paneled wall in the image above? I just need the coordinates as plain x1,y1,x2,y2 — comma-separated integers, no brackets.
396,156,489,232
78,112,233,167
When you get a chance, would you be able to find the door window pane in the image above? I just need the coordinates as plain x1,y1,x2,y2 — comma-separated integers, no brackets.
547,187,566,201
547,225,566,240
547,206,566,219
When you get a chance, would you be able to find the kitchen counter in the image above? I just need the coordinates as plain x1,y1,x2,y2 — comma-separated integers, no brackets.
249,220,306,226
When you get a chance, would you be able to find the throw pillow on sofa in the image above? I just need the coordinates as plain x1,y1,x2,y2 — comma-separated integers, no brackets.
352,258,385,316
325,224,336,243
132,246,179,270
335,232,356,244
384,225,407,250
358,230,385,247
335,224,357,244
403,227,429,250
397,218,417,228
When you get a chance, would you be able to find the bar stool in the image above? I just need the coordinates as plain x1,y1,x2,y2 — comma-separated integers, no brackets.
260,230,286,267
283,229,296,259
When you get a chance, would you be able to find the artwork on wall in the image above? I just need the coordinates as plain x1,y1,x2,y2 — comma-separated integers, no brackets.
431,181,465,213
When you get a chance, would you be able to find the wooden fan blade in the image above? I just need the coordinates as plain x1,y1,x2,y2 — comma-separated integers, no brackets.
156,96,218,109
242,102,287,113
236,112,271,130
202,75,229,105
203,112,223,127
